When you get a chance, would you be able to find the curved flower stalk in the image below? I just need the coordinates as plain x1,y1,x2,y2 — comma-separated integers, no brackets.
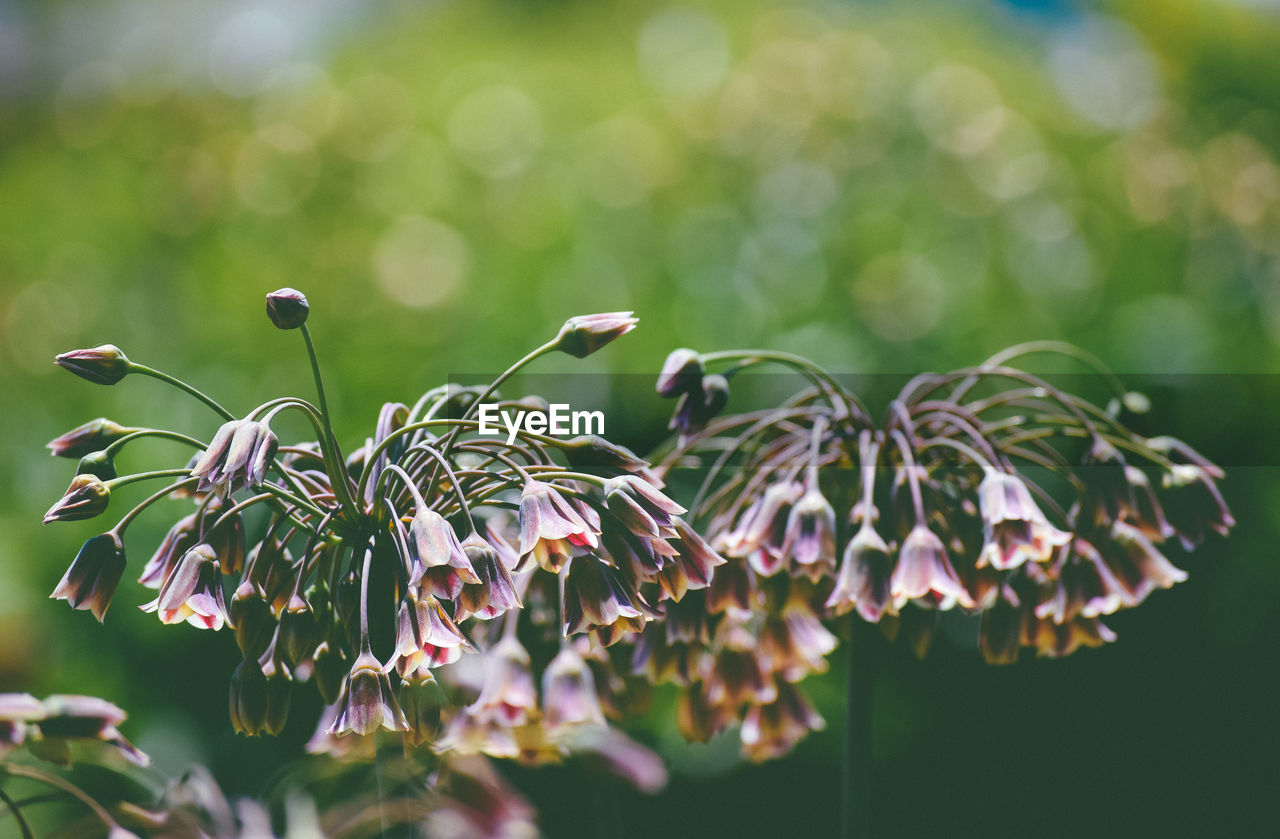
41,291,690,784
647,343,1233,760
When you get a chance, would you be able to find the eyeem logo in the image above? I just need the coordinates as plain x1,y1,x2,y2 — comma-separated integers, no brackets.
477,403,605,444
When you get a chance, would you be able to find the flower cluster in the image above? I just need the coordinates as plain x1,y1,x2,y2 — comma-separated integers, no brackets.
42,292,697,786
648,344,1233,758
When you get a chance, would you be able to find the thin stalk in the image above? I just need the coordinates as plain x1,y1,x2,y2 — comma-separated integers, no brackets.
0,784,35,839
299,323,361,523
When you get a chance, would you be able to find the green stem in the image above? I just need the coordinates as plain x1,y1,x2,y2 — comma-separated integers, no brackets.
104,428,205,458
299,324,360,522
129,363,234,420
1,764,122,835
0,783,36,839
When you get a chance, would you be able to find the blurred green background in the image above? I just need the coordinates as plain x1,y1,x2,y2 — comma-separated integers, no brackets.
2,0,1279,835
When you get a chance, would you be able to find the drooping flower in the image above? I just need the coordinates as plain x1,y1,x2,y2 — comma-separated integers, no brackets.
456,532,522,621
740,681,825,762
409,508,480,600
780,484,838,580
890,524,975,609
826,522,896,622
140,544,230,630
518,480,598,572
655,518,726,602
976,469,1071,570
51,532,127,622
395,589,472,677
328,650,409,736
190,419,278,496
604,475,685,539
541,646,608,738
655,348,704,397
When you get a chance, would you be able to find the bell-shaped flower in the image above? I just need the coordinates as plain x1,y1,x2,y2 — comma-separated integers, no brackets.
541,646,607,739
720,481,804,576
890,524,975,610
563,556,647,638
456,533,522,621
655,518,726,602
976,470,1071,570
826,522,896,622
740,682,825,763
51,532,127,623
409,508,480,599
1103,520,1188,605
140,544,230,630
780,485,838,580
703,621,777,709
395,589,472,677
518,480,599,572
327,650,409,736
138,513,199,588
190,419,278,496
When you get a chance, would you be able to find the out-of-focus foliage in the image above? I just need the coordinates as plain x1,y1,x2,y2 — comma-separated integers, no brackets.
2,0,1279,835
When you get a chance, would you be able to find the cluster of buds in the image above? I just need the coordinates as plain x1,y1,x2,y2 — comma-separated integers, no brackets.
648,344,1233,758
41,291,697,789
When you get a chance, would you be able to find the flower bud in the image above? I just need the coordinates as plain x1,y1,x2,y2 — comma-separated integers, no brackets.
669,374,730,436
561,436,653,476
265,287,309,329
76,450,117,481
229,658,270,736
230,581,274,659
551,312,637,358
51,533,127,622
313,640,349,705
280,594,321,666
47,418,136,459
43,474,111,523
656,348,704,397
400,672,447,747
54,345,131,385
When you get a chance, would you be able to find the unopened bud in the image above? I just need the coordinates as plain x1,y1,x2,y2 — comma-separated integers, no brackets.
43,474,111,524
54,345,131,385
552,312,637,358
76,451,117,481
48,418,136,459
656,348,703,397
266,288,309,330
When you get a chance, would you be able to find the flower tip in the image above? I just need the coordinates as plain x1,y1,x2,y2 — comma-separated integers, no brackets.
266,287,310,329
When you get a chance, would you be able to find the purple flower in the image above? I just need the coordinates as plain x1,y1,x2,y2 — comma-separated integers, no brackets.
409,508,480,599
890,525,975,610
328,650,409,736
190,419,278,495
826,522,895,622
395,589,472,677
541,646,607,737
518,480,598,572
976,470,1070,570
140,544,230,630
51,532,127,623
